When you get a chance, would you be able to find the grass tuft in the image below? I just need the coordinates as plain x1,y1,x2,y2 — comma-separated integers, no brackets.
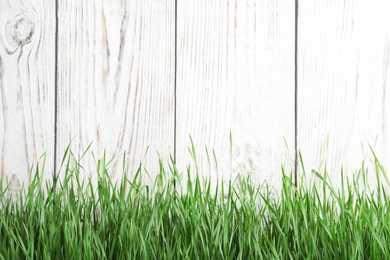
0,147,390,259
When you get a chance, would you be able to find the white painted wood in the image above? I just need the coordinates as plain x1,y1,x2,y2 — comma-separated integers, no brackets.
0,1,55,191
2,0,389,197
176,0,295,193
56,0,175,188
298,0,390,189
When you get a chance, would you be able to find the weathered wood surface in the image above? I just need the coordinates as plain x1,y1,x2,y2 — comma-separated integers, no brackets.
0,1,55,191
1,0,390,194
176,0,295,192
56,0,175,187
298,0,390,188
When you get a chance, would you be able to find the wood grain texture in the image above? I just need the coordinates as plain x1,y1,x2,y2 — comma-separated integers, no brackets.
56,0,175,187
176,0,295,193
298,0,390,188
0,1,55,190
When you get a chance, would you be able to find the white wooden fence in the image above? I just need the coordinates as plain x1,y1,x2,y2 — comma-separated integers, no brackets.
1,0,389,192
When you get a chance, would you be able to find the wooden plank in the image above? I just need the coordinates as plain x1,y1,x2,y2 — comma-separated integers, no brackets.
56,0,175,188
0,1,55,193
176,0,295,194
298,0,390,188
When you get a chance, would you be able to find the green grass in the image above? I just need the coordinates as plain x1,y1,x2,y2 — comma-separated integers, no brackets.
1,146,390,259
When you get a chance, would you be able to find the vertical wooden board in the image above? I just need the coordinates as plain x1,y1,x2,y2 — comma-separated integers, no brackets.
0,1,55,192
298,0,390,189
176,0,295,194
57,0,175,188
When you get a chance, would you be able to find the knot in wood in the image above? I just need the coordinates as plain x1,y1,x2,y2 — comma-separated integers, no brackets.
6,13,35,47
